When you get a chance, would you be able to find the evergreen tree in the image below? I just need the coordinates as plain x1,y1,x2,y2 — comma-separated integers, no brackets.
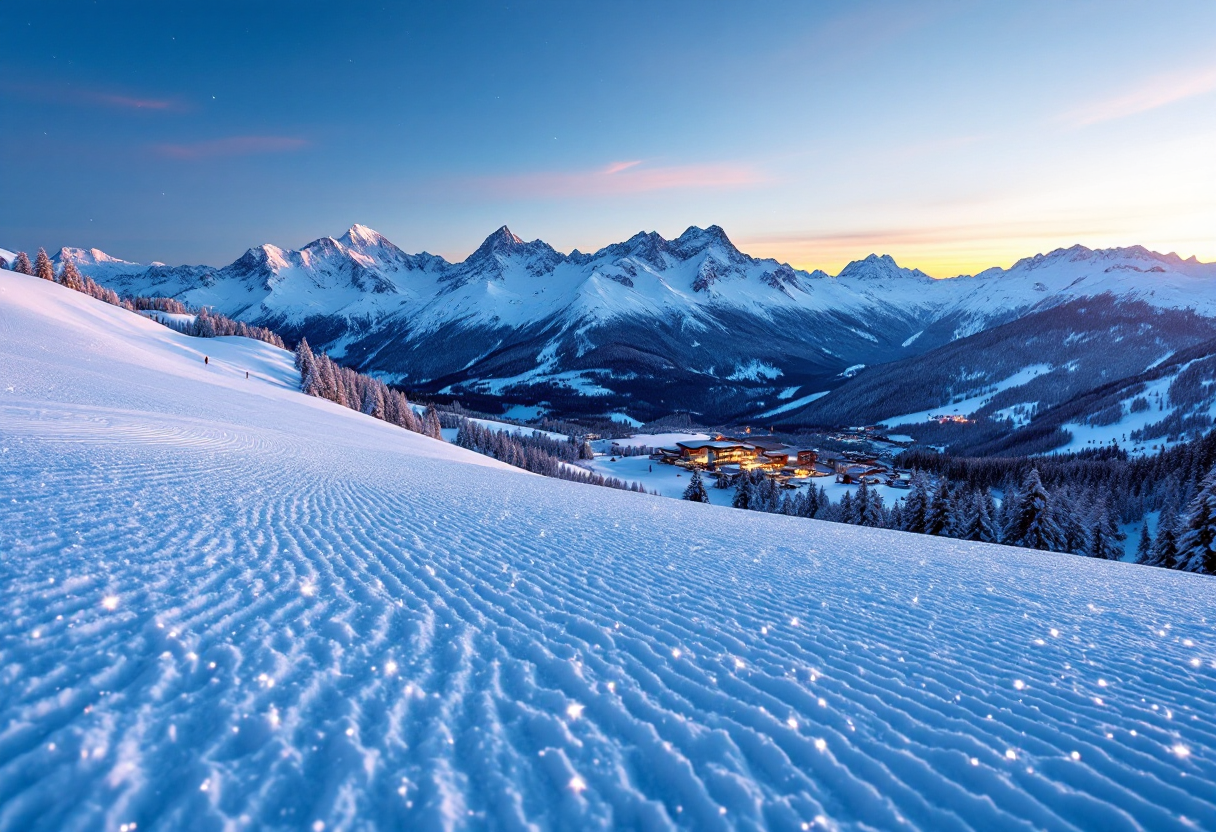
58,258,84,290
839,490,856,524
902,471,930,533
731,475,753,509
12,251,33,275
889,499,904,530
1150,509,1180,569
980,490,1000,542
682,469,709,503
755,474,780,513
998,479,1020,534
422,404,443,439
959,491,998,542
1135,522,1153,564
713,471,732,489
34,248,54,281
1177,467,1216,574
362,384,385,419
1057,490,1089,555
1004,469,1065,552
294,336,314,374
1103,502,1126,555
1087,500,1120,560
860,487,886,527
925,480,952,536
855,480,871,525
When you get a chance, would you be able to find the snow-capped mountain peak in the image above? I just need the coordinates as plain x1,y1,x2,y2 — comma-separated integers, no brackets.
55,247,141,267
339,223,390,248
671,224,745,263
1001,243,1215,277
836,253,931,282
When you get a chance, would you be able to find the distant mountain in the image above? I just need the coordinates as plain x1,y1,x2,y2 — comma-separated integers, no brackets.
30,225,1216,438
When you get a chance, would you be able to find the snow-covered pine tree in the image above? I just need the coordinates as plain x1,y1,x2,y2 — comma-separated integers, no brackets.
981,490,1000,542
731,474,753,509
902,471,930,533
294,336,314,374
12,251,33,275
714,470,732,489
839,490,856,524
861,487,885,527
925,480,952,536
423,404,443,439
889,499,904,530
804,486,821,518
1135,522,1153,564
1149,508,1179,569
1057,489,1089,555
959,491,998,542
1103,502,1126,556
855,480,870,524
1004,469,1065,552
998,478,1019,534
682,469,709,503
58,258,84,291
362,383,385,419
1087,499,1120,560
34,248,54,281
1176,467,1216,574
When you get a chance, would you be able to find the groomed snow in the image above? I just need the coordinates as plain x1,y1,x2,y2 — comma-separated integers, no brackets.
2,270,1215,831
882,364,1053,427
758,391,830,419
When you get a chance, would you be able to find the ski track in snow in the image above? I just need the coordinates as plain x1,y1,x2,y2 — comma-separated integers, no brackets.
2,272,1216,831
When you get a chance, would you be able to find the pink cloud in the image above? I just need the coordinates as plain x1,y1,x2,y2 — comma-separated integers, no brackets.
96,93,176,110
154,136,309,160
0,80,184,111
468,160,764,199
603,160,642,175
1064,64,1216,127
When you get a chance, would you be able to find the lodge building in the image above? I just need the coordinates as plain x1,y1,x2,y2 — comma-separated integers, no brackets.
654,437,819,478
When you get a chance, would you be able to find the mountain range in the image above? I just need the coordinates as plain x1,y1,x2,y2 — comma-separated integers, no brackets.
17,224,1216,453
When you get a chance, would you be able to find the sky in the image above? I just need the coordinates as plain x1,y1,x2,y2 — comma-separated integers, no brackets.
2,0,1214,277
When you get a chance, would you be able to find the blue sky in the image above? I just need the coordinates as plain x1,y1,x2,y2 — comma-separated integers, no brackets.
3,0,1214,275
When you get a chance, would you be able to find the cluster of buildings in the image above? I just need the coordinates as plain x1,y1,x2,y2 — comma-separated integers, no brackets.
651,437,820,481
828,450,910,488
643,437,911,489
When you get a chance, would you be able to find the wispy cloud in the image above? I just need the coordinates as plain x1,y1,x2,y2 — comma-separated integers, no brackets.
1063,64,1216,127
0,80,184,111
95,93,176,110
602,160,642,175
154,136,309,160
466,160,764,199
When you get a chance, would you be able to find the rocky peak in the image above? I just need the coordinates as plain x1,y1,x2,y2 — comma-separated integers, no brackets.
836,253,930,281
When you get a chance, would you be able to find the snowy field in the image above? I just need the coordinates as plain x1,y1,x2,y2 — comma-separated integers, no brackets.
2,270,1216,831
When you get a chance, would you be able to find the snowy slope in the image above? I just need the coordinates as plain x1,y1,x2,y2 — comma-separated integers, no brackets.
3,270,1216,830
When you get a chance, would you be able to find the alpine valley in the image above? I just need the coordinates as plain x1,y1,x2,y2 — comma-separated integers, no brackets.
34,224,1216,455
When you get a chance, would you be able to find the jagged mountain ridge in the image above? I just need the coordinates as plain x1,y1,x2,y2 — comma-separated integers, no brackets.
40,225,1216,424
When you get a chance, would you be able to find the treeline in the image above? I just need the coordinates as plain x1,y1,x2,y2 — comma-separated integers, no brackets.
294,338,438,436
898,432,1216,525
158,307,286,349
701,451,1216,573
11,247,130,308
453,419,650,492
294,339,649,493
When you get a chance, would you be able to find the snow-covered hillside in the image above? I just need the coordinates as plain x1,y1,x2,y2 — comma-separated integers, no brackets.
28,224,1216,424
2,270,1215,830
